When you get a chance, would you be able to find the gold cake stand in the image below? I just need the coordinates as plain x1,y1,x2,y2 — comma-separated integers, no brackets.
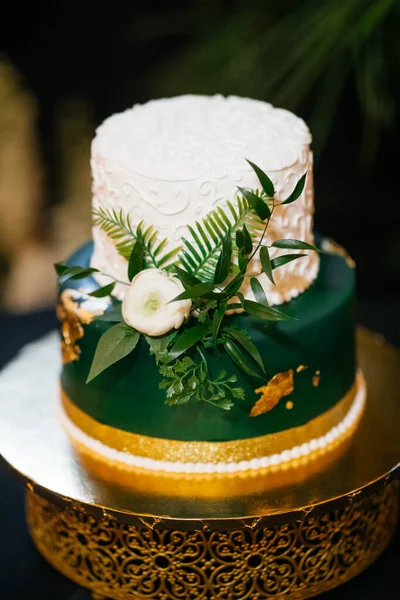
1,328,400,600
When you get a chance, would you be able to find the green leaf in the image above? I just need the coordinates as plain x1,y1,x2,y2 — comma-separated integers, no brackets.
214,234,232,284
166,324,206,363
281,173,307,205
86,323,140,382
271,254,306,270
244,300,297,321
272,238,320,252
235,229,244,250
174,265,202,289
242,224,253,254
224,326,266,373
235,291,245,307
212,301,227,343
128,235,145,281
250,278,268,305
224,272,245,296
88,283,116,298
56,264,99,284
145,331,177,363
225,302,242,310
94,303,123,322
238,187,271,221
259,246,275,285
238,248,248,271
224,339,263,378
54,263,70,276
246,159,275,197
170,282,215,302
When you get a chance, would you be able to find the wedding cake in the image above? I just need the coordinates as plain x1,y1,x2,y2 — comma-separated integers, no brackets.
56,95,365,485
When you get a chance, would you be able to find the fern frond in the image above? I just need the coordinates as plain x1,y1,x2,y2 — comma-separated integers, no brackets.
92,207,180,269
93,207,136,259
179,191,265,280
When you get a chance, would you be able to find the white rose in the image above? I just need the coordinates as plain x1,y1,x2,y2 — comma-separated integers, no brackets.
122,269,192,336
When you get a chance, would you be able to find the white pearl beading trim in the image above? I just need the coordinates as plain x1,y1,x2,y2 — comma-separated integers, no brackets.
59,371,366,475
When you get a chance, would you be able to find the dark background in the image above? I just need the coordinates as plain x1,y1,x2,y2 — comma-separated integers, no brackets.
0,1,399,598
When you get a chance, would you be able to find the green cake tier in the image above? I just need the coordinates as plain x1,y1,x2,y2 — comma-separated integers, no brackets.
59,237,356,443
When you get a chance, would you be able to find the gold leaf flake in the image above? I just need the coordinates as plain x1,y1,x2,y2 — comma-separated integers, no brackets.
251,370,294,417
313,371,321,387
286,401,294,410
296,365,308,373
57,290,94,364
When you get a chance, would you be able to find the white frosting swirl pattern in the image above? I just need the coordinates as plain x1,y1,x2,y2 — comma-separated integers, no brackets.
90,95,319,305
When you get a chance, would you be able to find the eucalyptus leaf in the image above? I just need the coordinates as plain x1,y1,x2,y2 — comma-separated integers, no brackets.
238,248,248,271
225,271,245,295
224,339,263,378
174,265,202,289
212,301,227,342
128,235,145,281
86,323,140,382
54,263,70,276
55,264,99,284
271,254,306,270
166,324,206,363
244,299,297,321
260,246,275,285
226,302,242,310
88,283,116,298
242,224,253,254
238,187,271,221
170,282,215,302
235,291,245,307
250,278,268,305
281,173,307,204
246,159,275,197
272,238,319,251
214,235,232,284
235,229,244,250
224,327,266,373
202,291,225,301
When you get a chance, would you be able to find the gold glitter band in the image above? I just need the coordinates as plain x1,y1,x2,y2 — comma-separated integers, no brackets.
61,376,360,464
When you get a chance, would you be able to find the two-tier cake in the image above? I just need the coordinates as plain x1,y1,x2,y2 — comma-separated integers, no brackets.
56,95,365,486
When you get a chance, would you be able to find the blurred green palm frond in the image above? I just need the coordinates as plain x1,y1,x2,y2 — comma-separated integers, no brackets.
148,0,399,166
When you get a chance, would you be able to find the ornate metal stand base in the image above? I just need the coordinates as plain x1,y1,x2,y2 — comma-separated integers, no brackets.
26,482,398,600
1,329,400,599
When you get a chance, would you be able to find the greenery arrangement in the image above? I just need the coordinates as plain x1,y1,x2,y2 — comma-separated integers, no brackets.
56,161,319,411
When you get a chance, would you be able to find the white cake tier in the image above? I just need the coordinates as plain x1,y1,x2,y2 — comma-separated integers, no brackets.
90,95,319,306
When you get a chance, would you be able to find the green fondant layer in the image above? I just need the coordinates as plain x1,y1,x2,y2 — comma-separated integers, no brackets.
60,239,356,442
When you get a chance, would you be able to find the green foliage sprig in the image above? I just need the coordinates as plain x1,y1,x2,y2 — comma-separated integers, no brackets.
162,160,319,404
93,207,180,269
179,193,264,280
159,353,245,410
55,160,320,411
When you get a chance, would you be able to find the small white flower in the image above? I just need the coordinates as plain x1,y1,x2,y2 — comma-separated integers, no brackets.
122,269,192,336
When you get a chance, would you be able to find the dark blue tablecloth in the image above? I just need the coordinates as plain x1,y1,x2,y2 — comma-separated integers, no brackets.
0,301,399,599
